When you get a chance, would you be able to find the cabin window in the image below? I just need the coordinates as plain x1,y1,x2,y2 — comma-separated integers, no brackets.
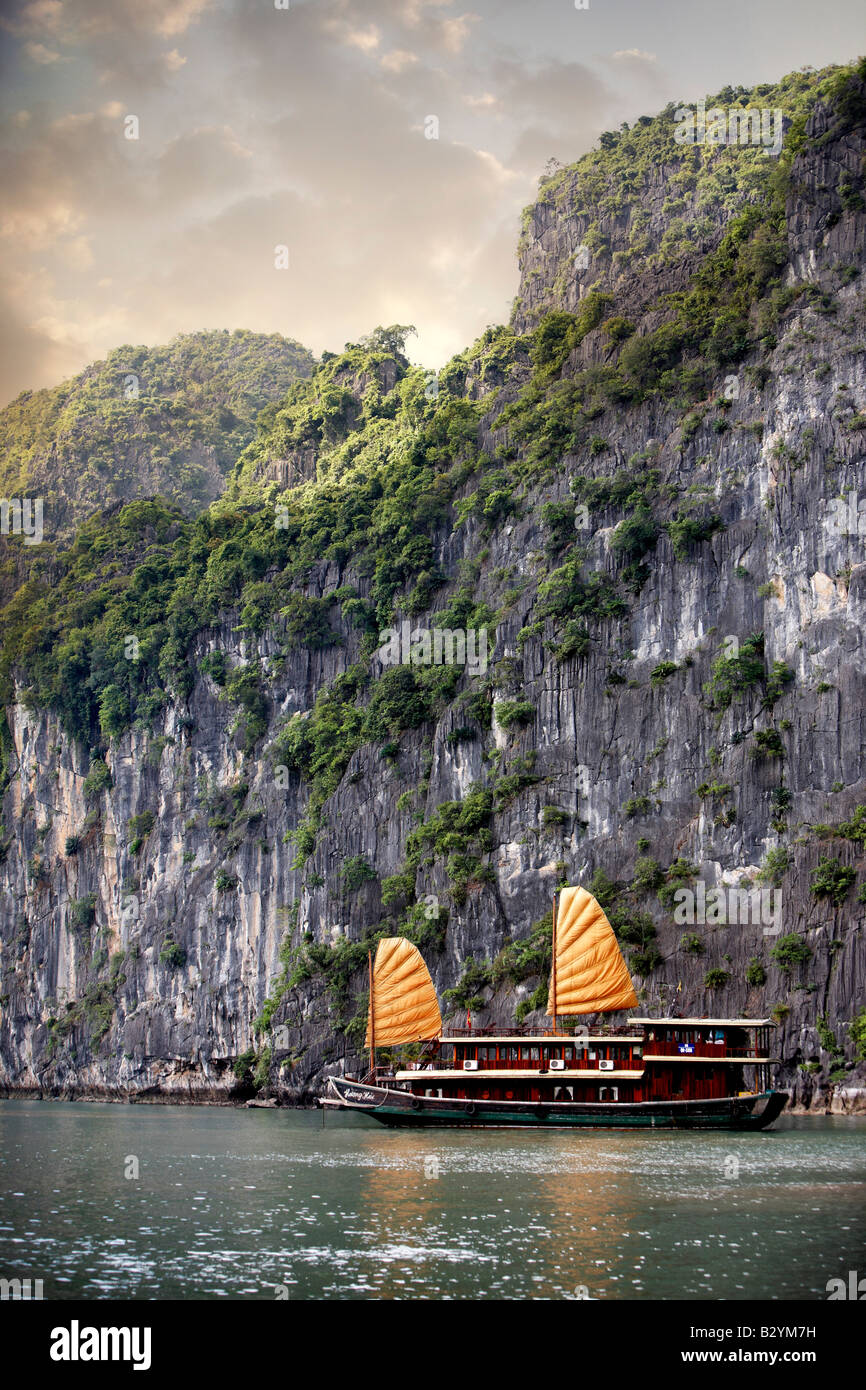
554,1086,574,1101
561,1047,573,1062
508,1046,519,1062
588,1050,597,1060
530,1047,540,1061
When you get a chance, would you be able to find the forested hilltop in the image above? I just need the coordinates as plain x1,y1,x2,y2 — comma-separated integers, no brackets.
1,61,865,1108
0,329,313,603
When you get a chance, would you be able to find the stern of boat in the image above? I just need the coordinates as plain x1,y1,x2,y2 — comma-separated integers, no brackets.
745,1089,788,1128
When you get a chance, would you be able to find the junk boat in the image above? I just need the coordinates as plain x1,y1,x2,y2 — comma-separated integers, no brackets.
321,885,788,1129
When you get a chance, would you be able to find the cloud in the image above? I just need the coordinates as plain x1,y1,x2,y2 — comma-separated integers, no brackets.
611,48,658,64
439,12,480,54
464,91,499,111
155,126,253,206
60,234,94,270
343,25,381,53
152,0,212,38
24,40,62,62
3,0,212,40
1,1,64,38
380,49,419,73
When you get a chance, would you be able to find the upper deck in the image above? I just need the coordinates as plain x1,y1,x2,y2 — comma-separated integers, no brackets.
393,1020,773,1082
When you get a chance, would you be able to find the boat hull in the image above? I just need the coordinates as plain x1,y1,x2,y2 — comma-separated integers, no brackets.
322,1077,788,1130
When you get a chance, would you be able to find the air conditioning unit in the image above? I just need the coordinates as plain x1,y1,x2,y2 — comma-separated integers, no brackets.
463,1060,479,1071
598,1059,615,1072
549,1059,565,1071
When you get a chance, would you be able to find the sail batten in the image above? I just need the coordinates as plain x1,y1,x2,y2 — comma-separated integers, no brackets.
546,886,638,1016
365,937,442,1047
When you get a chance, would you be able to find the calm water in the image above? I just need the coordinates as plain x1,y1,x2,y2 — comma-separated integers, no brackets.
0,1099,863,1301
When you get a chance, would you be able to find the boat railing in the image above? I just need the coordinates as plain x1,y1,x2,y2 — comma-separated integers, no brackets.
398,1045,764,1072
400,1056,644,1073
444,1023,641,1038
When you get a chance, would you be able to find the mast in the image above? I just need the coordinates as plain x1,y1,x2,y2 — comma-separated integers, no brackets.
551,892,558,1035
368,949,375,1073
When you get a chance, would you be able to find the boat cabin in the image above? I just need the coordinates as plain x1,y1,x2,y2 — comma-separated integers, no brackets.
386,1020,774,1104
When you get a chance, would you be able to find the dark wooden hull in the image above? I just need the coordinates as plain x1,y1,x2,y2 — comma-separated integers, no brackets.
322,1077,788,1130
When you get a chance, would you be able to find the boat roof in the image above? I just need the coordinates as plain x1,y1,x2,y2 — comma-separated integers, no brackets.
628,1017,772,1028
437,1019,773,1043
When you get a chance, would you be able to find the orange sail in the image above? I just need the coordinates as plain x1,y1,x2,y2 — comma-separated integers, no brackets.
365,937,443,1047
546,886,638,1016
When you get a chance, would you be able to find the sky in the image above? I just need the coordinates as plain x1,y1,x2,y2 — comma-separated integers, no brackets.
0,0,864,405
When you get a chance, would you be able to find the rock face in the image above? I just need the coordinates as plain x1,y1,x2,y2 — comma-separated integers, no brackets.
1,66,865,1109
